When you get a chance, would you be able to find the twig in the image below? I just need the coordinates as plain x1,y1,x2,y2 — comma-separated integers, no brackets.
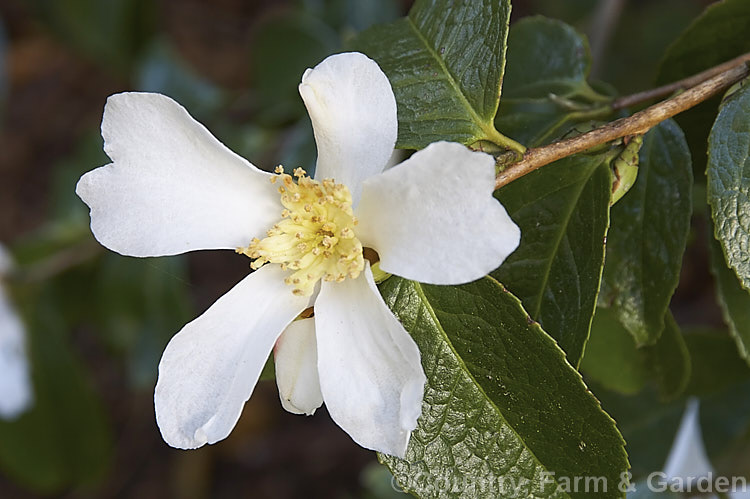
612,52,750,110
495,62,750,190
10,239,102,283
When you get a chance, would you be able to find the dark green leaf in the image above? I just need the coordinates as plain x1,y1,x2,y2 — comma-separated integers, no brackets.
0,290,112,493
595,331,750,482
656,0,750,86
709,232,750,365
495,99,579,148
492,154,611,366
580,307,649,395
582,308,690,401
707,82,750,291
640,313,690,402
352,0,521,151
600,120,693,345
379,276,627,499
700,379,750,474
501,16,590,100
683,329,750,397
496,16,610,147
656,0,750,176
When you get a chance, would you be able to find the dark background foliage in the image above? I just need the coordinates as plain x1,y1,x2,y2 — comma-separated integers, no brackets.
0,0,720,498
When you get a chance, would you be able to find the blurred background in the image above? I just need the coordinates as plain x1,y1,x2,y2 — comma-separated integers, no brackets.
0,0,719,497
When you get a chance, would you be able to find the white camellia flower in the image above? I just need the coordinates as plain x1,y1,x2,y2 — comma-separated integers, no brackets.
0,244,33,420
662,398,750,498
76,52,520,457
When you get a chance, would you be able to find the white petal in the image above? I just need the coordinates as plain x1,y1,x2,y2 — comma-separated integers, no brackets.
314,264,425,457
154,264,309,449
274,318,323,416
356,141,521,285
299,52,397,202
0,287,32,420
76,92,280,257
663,398,713,479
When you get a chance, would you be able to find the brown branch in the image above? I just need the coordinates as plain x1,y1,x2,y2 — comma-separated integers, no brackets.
612,52,750,110
495,62,750,190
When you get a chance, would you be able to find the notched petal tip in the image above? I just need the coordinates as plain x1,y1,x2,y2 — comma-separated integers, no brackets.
78,91,281,257
356,142,522,285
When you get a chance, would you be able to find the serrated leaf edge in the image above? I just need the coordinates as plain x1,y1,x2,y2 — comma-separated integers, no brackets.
379,276,628,498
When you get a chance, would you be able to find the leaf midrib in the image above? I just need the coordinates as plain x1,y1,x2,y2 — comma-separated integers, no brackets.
405,15,496,140
530,162,600,319
410,279,569,497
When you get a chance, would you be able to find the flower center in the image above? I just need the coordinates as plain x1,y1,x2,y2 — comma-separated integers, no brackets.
238,167,364,296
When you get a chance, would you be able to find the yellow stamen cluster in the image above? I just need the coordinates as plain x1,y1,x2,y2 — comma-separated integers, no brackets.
238,166,364,296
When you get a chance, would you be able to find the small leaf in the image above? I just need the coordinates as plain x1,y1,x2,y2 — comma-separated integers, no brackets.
683,329,750,397
707,82,750,291
595,331,750,481
582,308,690,401
656,0,750,86
708,232,750,365
495,99,581,147
352,0,521,151
640,313,691,402
699,378,750,472
655,0,750,175
501,16,591,100
580,307,649,395
492,154,611,366
600,120,692,346
379,276,628,499
496,17,609,147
